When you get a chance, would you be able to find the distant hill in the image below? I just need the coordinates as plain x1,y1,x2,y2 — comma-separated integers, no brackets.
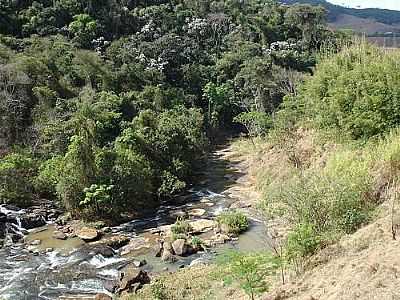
281,0,400,35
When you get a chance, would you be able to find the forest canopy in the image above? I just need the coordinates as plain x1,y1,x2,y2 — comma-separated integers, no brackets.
0,0,345,218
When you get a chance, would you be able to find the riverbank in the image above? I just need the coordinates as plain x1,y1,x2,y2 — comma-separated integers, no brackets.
127,129,400,300
123,141,268,300
0,141,271,299
231,131,400,300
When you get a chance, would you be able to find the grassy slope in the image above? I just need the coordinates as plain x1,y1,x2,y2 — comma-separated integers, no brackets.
232,128,400,300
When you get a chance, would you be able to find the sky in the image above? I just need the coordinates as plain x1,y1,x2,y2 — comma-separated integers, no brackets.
327,0,400,11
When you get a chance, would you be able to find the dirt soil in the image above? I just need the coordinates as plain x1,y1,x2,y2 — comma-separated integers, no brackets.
263,203,400,300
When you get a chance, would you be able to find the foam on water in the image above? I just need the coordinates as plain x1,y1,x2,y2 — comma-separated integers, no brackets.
88,254,126,269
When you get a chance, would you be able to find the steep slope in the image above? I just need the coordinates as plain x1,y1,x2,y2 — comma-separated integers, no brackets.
281,0,400,34
263,204,400,300
329,14,400,35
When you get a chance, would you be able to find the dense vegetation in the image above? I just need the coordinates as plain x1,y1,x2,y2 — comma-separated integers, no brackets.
241,42,400,271
0,0,342,219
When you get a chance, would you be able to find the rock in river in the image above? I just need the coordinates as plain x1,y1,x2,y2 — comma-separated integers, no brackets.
52,231,67,240
161,249,177,263
172,239,188,256
77,227,99,241
188,208,206,217
90,234,130,250
189,219,217,233
117,265,150,293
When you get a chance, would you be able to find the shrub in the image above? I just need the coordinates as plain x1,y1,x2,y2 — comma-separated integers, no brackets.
216,251,280,300
191,236,204,249
234,111,272,137
298,43,400,139
0,153,36,207
80,184,114,217
217,211,249,234
171,217,192,236
35,155,64,196
150,278,170,300
285,223,320,260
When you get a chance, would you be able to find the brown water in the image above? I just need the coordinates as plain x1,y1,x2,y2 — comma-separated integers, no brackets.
26,225,85,254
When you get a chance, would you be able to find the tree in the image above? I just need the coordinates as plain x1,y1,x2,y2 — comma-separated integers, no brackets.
216,251,280,300
0,63,32,147
285,4,326,50
68,14,98,48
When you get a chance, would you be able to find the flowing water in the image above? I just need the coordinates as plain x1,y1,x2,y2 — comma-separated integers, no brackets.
0,148,271,300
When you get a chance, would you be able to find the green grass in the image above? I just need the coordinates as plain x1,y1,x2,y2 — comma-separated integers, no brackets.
217,211,249,235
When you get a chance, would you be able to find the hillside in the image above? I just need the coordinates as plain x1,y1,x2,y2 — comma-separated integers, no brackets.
281,0,400,34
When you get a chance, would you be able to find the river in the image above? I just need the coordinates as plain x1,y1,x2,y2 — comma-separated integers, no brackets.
0,145,271,300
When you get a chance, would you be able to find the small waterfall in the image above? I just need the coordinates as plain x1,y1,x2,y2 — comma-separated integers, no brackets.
16,217,22,230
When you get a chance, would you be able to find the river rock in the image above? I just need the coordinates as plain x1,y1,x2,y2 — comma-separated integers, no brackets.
133,259,147,267
119,237,151,256
154,241,163,257
53,231,67,240
189,258,210,267
91,245,115,257
77,227,99,241
158,224,172,236
29,239,41,246
189,208,206,217
230,201,251,209
23,213,46,229
172,239,187,256
163,241,173,252
90,234,129,250
189,219,217,233
161,249,177,263
210,233,231,245
95,294,112,300
118,265,150,293
104,280,119,293
0,212,6,239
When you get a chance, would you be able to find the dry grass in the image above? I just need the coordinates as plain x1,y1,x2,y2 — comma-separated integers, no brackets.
122,265,249,300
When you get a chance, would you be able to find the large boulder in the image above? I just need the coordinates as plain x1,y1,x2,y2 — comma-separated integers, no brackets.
189,219,217,233
77,227,99,241
172,239,188,256
154,241,163,257
161,249,176,263
117,265,150,294
119,237,152,256
90,234,130,250
0,212,6,239
17,213,46,230
163,241,173,252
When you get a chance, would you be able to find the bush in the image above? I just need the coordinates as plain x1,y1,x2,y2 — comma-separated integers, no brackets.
191,236,204,249
285,223,321,260
216,251,280,300
80,184,114,217
0,153,36,207
217,211,249,234
298,43,400,139
234,111,272,137
35,155,64,196
171,217,192,236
